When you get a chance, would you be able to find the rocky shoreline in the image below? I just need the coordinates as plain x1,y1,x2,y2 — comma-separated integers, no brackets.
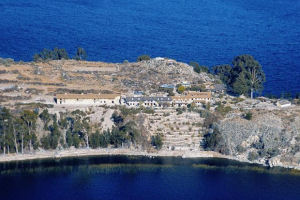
0,148,299,171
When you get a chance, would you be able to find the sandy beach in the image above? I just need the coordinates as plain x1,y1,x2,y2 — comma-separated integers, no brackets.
0,148,229,163
0,148,300,172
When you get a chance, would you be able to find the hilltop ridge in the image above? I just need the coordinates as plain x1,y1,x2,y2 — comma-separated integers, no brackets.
0,58,214,105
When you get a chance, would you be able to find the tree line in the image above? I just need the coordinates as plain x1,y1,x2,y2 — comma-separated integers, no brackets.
212,55,265,99
190,55,266,98
33,47,87,62
0,107,158,154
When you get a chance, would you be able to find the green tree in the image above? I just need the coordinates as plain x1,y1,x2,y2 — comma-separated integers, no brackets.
0,107,13,154
40,136,50,149
99,130,110,148
177,85,185,94
212,64,232,85
69,110,90,148
190,62,209,73
109,127,126,147
248,151,259,161
39,109,51,130
33,48,53,61
33,48,69,62
75,47,87,60
89,130,100,149
231,55,265,98
151,134,163,150
190,61,201,73
53,47,69,60
232,72,250,96
119,121,140,145
203,128,228,154
14,117,26,154
72,134,80,148
66,130,73,147
111,111,124,126
244,112,252,120
20,110,38,152
48,120,61,149
137,55,150,62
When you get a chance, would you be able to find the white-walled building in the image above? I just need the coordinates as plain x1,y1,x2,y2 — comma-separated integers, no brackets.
180,81,191,88
276,100,291,108
124,96,172,108
172,91,212,107
55,93,121,106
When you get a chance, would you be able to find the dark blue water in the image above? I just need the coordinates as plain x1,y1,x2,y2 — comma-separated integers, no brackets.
0,156,300,200
0,0,299,95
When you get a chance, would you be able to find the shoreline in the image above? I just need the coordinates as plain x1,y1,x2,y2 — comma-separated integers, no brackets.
0,148,299,171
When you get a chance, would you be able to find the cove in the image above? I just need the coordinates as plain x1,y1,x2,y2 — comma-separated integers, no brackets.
0,155,300,200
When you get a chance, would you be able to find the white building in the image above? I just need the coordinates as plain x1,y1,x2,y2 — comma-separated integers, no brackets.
180,81,191,88
172,92,212,107
55,93,121,106
124,96,172,108
276,100,291,108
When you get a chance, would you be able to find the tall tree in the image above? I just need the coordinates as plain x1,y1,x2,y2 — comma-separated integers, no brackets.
75,47,87,60
0,107,11,154
33,48,69,61
212,64,232,85
190,61,209,73
39,109,51,130
20,110,38,152
53,47,69,60
231,55,265,98
69,110,90,148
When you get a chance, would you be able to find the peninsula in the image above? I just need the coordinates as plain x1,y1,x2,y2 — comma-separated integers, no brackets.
0,55,299,170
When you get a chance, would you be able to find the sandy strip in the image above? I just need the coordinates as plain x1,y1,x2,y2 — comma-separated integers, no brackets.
0,149,228,162
0,148,299,170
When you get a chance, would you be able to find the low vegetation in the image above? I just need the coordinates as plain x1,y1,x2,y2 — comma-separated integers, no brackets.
137,54,150,62
203,127,229,154
151,134,163,150
189,61,209,73
243,112,252,120
33,47,87,62
215,102,232,116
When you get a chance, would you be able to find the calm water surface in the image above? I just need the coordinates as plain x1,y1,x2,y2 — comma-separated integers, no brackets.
0,156,300,200
0,0,299,95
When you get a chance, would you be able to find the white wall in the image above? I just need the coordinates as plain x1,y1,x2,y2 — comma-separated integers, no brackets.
58,97,120,106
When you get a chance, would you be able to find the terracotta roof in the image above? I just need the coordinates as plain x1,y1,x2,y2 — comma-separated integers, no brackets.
172,96,190,101
56,93,120,99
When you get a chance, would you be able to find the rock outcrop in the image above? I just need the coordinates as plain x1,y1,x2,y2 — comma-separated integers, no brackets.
217,109,300,168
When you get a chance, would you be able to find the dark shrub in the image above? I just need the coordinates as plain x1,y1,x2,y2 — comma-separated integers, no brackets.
248,151,259,161
244,112,252,120
137,55,150,62
151,135,163,150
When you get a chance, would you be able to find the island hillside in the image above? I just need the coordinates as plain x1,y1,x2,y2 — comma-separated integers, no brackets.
0,56,299,170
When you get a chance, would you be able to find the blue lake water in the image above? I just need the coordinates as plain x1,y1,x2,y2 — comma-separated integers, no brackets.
0,156,300,200
0,0,299,95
